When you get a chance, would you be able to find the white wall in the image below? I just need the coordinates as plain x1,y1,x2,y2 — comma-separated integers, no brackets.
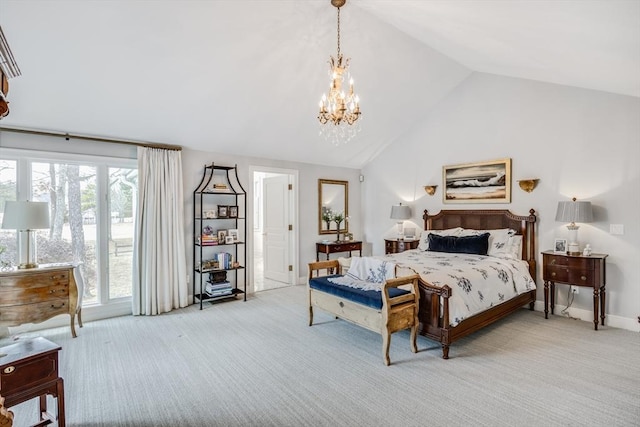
181,149,362,291
362,72,640,331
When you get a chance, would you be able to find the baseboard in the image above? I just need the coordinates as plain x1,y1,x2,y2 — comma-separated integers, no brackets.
532,300,639,332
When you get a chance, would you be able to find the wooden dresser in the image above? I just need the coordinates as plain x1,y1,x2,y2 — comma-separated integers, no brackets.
0,264,79,338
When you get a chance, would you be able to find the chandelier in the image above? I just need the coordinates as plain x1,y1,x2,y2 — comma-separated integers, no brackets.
317,0,361,145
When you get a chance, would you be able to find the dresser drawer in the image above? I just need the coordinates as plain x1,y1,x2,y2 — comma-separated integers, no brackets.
335,243,361,252
0,282,69,305
0,270,70,289
0,298,69,324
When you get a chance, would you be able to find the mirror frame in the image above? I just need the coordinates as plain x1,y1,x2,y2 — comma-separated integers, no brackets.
318,179,349,235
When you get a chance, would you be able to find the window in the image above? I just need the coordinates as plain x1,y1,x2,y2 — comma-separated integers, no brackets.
0,150,137,306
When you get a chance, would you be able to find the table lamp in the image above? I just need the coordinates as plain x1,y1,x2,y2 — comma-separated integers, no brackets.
555,197,593,255
1,201,50,268
390,203,411,239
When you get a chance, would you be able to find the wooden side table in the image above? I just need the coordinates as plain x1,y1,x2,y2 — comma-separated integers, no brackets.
384,239,419,254
541,250,608,330
0,337,65,426
316,241,362,261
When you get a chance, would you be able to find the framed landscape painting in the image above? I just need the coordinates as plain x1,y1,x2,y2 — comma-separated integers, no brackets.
443,158,511,203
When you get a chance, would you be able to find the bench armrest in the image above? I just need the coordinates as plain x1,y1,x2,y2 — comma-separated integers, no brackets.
382,274,420,307
308,260,341,279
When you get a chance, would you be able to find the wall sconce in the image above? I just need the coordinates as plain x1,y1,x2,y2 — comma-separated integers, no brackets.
423,185,437,196
517,179,539,193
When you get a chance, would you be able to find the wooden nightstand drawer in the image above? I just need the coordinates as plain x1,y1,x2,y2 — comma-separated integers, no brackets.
545,255,595,269
568,270,595,286
544,266,568,282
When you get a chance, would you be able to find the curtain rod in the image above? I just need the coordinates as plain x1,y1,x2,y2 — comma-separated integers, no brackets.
0,126,182,151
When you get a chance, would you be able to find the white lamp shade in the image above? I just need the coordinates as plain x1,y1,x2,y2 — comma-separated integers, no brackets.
390,204,411,220
555,200,593,223
2,201,50,230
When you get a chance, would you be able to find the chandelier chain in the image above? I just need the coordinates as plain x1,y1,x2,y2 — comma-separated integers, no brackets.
336,7,341,57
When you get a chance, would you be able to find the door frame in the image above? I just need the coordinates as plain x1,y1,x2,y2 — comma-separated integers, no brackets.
248,165,298,293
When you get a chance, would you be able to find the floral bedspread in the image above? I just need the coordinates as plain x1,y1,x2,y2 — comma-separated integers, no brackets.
384,250,536,326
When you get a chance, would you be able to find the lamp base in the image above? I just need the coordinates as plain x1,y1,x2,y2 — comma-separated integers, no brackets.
567,242,580,256
18,262,38,269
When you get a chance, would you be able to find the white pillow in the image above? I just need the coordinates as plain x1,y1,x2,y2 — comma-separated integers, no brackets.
505,235,523,259
459,228,516,257
417,227,464,251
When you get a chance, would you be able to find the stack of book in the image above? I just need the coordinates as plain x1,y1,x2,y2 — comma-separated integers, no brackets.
205,281,233,298
213,252,234,269
199,235,218,245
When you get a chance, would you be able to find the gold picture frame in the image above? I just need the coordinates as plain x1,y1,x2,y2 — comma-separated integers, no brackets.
443,158,511,203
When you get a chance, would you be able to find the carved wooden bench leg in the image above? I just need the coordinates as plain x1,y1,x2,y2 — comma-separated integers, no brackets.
410,322,418,353
382,329,391,366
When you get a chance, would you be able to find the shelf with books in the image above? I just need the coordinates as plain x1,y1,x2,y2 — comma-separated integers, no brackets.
192,162,247,310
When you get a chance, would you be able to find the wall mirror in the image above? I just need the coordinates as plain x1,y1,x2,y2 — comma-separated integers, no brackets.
318,179,349,235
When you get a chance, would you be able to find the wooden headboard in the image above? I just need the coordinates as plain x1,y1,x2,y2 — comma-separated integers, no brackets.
423,209,537,278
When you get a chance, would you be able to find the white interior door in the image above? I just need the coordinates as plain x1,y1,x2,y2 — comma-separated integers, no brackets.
262,175,290,283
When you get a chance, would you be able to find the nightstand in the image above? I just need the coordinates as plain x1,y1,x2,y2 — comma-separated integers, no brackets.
384,239,419,254
542,250,608,330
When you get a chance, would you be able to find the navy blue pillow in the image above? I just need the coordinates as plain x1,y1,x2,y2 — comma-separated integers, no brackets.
427,232,490,255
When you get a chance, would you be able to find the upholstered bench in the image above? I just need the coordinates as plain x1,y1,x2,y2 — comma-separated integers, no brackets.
307,259,420,366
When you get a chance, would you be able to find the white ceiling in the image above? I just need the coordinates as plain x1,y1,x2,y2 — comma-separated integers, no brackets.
1,0,638,168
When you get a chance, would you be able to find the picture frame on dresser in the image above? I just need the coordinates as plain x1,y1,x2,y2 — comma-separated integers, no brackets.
443,158,511,203
554,238,567,254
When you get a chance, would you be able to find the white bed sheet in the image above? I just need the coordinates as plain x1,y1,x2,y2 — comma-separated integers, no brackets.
384,249,536,326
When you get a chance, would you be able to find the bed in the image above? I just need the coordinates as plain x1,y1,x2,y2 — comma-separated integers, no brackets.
390,209,537,359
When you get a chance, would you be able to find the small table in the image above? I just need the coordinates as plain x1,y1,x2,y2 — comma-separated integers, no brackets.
542,250,608,330
384,239,419,254
316,241,362,261
0,337,65,427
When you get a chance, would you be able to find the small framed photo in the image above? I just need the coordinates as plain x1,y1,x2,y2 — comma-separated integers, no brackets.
217,205,228,218
228,229,239,242
217,230,227,242
554,238,567,254
225,236,235,244
229,206,238,218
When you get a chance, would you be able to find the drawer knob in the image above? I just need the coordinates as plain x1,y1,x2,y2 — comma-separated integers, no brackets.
581,275,587,281
3,366,15,374
551,272,556,277
550,259,556,265
51,303,66,309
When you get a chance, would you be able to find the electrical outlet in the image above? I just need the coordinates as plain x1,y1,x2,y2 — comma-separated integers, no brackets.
570,285,579,294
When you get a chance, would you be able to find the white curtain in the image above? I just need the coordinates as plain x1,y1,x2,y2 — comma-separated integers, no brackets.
133,147,188,315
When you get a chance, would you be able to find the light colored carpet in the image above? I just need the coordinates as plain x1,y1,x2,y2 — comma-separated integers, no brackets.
4,284,639,427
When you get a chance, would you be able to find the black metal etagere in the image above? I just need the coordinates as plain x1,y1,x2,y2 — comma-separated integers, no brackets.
192,163,247,309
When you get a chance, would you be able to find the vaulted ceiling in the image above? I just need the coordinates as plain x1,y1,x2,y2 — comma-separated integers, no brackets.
1,0,638,168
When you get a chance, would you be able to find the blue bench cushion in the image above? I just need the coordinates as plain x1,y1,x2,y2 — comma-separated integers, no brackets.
309,275,411,310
